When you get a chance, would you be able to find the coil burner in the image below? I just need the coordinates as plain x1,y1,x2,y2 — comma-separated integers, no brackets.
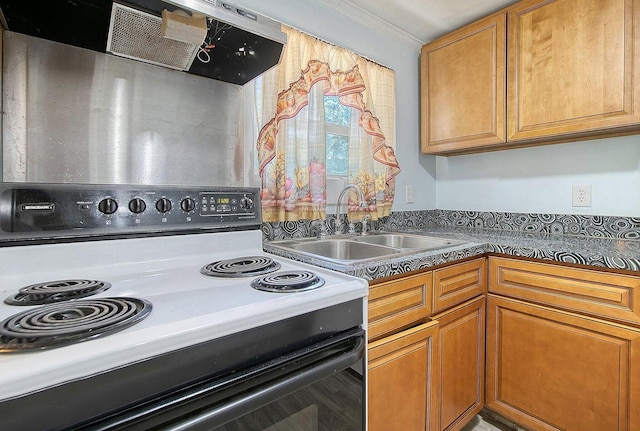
251,271,325,293
0,297,152,352
201,256,281,278
4,279,112,306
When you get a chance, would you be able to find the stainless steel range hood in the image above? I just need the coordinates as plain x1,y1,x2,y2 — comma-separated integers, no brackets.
0,0,286,85
163,0,285,44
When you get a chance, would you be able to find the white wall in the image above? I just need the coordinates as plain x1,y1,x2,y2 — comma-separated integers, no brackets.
238,0,437,211
239,1,640,218
436,135,640,217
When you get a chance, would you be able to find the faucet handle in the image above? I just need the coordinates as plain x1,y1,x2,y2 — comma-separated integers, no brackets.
311,219,327,239
361,214,372,235
348,221,356,234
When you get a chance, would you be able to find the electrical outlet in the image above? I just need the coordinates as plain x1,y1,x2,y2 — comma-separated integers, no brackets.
405,185,414,204
572,184,591,207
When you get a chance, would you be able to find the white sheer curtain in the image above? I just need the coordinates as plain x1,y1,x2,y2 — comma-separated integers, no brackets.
254,26,400,222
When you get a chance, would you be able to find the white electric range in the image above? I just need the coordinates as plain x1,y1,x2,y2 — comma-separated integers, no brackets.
0,184,368,431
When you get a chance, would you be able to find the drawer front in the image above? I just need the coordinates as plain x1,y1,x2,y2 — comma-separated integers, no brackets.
368,272,432,341
489,257,640,326
433,258,486,313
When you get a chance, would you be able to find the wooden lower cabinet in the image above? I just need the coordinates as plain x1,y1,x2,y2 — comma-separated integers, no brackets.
433,296,485,431
368,321,440,431
486,294,640,431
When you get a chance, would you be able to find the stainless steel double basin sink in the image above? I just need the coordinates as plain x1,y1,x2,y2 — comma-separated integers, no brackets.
267,232,467,264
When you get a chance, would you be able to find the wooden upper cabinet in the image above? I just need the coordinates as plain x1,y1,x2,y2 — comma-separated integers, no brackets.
507,0,640,141
421,13,506,154
420,0,640,154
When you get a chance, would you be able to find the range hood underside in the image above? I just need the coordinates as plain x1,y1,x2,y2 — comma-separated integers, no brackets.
0,0,284,85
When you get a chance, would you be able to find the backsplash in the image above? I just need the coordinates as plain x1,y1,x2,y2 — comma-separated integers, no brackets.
261,210,640,241
430,210,640,239
3,32,244,186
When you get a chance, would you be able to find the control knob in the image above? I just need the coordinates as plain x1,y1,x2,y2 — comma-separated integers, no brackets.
155,198,172,213
128,198,147,214
239,197,254,211
98,198,118,215
180,198,196,212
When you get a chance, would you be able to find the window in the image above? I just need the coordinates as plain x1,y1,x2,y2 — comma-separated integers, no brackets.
252,25,400,222
324,96,351,176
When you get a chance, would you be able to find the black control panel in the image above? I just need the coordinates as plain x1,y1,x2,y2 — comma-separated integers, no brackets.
0,184,261,240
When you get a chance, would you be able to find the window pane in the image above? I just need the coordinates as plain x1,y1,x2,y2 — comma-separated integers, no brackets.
324,96,351,127
326,133,349,176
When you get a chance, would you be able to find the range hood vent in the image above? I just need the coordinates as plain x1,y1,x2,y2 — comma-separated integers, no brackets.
0,0,286,85
163,0,286,85
107,3,200,71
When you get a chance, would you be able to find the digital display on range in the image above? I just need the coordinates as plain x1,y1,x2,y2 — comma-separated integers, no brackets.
198,193,252,217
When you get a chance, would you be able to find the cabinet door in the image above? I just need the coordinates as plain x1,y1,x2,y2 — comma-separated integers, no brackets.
368,321,440,431
433,297,486,431
507,0,640,141
486,295,640,431
420,13,506,154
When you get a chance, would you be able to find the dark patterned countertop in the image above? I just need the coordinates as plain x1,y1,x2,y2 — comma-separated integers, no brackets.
263,226,640,280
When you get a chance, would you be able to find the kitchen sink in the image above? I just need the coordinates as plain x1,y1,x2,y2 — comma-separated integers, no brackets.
267,232,467,264
354,233,462,250
287,239,401,260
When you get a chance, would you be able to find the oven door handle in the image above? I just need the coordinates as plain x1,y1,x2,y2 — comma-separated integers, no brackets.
163,334,365,431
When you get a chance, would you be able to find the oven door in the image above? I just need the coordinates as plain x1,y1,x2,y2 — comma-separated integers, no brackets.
82,328,365,431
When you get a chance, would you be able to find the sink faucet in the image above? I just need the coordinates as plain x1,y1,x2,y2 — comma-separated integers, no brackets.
334,184,366,235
